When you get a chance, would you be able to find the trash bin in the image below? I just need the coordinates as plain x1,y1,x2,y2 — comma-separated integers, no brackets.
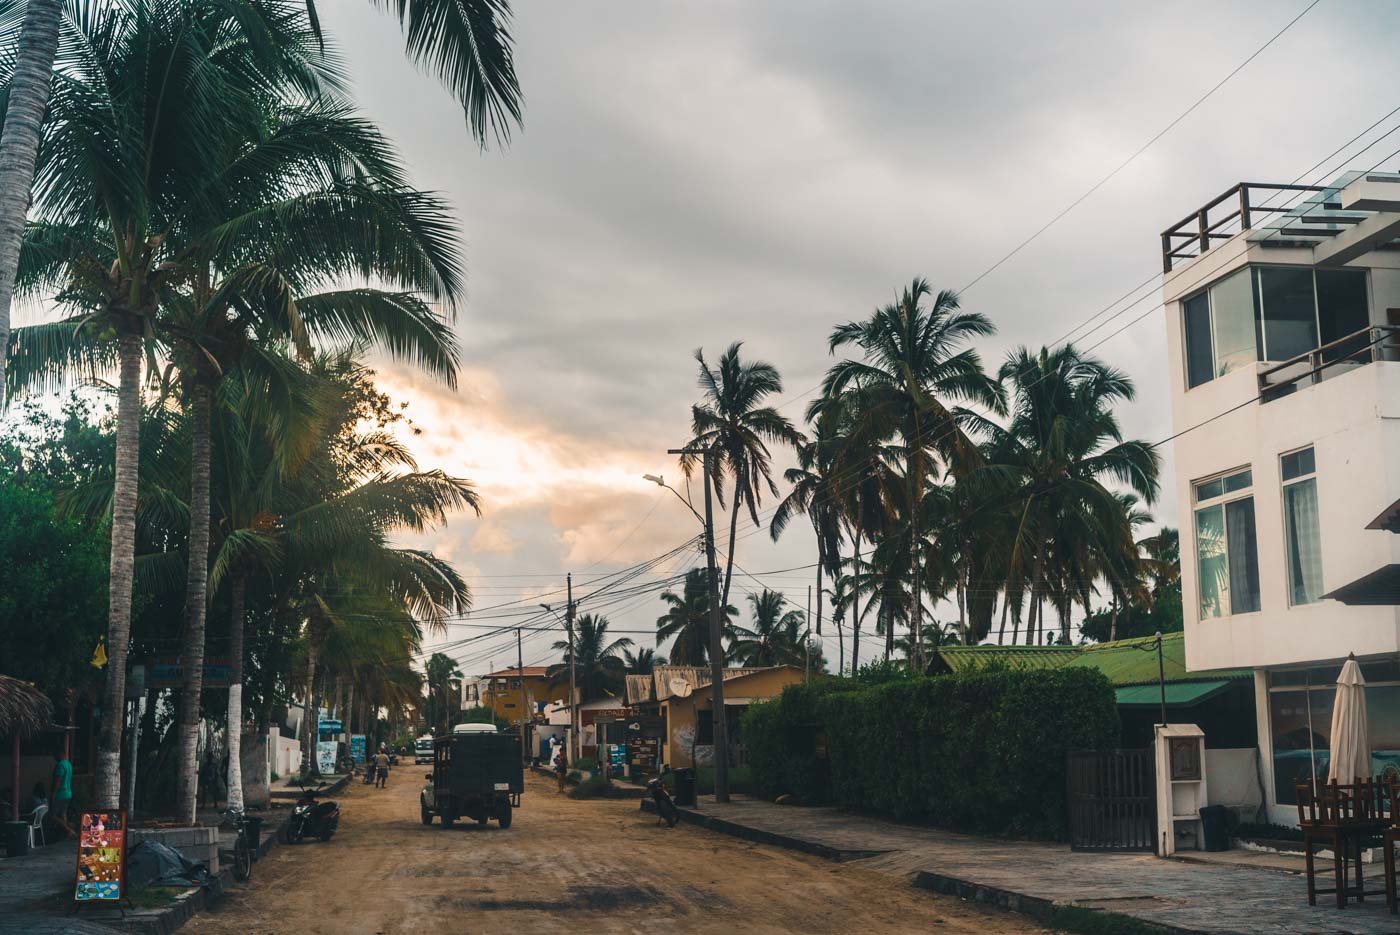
1199,805,1230,852
673,768,697,808
242,817,264,858
3,821,31,858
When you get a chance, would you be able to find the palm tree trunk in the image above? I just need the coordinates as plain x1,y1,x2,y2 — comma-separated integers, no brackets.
836,613,844,676
225,573,247,813
719,474,742,617
850,537,862,673
1109,594,1119,642
997,589,1010,644
96,333,143,809
301,632,320,776
815,557,823,636
175,381,213,825
0,0,62,406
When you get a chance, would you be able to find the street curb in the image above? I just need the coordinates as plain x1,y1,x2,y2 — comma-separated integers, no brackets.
637,800,889,862
910,870,1057,924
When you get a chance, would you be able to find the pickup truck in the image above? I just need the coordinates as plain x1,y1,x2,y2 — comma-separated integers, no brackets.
420,724,523,828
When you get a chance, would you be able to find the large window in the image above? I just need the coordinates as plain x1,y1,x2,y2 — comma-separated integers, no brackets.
1193,467,1259,617
1281,447,1323,605
1182,266,1369,388
1268,662,1400,804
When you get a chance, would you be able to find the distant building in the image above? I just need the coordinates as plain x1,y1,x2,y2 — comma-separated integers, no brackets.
1160,171,1400,823
480,666,557,727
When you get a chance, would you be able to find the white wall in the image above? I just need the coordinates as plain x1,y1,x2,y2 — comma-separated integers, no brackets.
273,734,301,778
1205,747,1263,813
1162,224,1400,673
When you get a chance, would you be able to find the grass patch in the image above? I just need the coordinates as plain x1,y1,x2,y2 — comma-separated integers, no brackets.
127,886,188,909
1050,906,1176,935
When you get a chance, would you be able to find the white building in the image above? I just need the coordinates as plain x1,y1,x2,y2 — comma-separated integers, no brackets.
1162,172,1400,824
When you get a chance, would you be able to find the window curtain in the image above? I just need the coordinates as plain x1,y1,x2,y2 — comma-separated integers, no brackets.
1225,497,1261,613
1284,479,1323,604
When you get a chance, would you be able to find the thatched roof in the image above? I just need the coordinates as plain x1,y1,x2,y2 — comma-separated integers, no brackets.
0,675,54,739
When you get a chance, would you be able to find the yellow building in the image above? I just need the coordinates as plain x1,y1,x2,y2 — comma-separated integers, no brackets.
626,665,805,768
481,666,557,727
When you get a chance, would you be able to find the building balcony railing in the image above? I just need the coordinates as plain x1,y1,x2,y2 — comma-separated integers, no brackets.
1160,182,1340,273
1257,325,1400,402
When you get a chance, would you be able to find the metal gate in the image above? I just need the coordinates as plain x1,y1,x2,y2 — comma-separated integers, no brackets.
1067,749,1156,852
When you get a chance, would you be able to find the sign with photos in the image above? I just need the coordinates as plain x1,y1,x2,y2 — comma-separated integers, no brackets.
74,809,126,903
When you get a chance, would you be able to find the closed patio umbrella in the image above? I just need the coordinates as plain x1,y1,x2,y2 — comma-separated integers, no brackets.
1326,655,1370,783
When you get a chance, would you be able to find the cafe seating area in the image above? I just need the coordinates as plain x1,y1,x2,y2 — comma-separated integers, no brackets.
1297,779,1400,913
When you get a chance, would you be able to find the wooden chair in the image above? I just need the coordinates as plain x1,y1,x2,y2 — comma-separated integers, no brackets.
1296,780,1388,909
1381,780,1400,915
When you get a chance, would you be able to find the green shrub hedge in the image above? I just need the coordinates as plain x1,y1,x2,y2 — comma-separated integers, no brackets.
740,668,1119,839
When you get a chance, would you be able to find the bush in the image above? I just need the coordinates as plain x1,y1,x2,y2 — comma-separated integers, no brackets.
568,776,615,799
742,668,1119,839
458,705,510,731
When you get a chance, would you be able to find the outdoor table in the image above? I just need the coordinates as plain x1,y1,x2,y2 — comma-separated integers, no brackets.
1297,780,1389,909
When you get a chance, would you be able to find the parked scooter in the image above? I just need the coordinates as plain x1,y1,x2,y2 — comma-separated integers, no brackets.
283,781,341,843
647,775,679,828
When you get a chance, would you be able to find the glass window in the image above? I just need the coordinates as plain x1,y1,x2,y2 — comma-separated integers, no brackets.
1210,268,1257,375
1281,447,1323,606
1195,504,1228,618
1316,269,1371,364
1193,468,1259,616
1256,267,1319,361
1225,498,1261,613
1183,292,1214,388
1369,685,1400,784
1269,688,1331,805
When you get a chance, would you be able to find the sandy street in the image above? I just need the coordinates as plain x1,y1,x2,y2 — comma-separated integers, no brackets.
187,770,1044,935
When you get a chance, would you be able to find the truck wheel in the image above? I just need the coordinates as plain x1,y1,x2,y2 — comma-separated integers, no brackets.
476,815,489,826
496,803,513,829
441,812,456,828
420,799,433,825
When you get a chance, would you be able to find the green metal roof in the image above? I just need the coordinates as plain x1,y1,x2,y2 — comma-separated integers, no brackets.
936,632,1251,689
1114,680,1235,707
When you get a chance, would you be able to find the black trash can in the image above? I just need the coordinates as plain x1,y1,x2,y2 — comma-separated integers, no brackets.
1199,805,1230,852
242,816,264,858
673,768,697,808
3,821,31,858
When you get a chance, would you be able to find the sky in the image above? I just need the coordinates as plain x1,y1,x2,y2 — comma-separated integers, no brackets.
244,2,1400,674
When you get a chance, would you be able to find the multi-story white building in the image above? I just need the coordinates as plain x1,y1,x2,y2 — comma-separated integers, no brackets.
1162,172,1400,824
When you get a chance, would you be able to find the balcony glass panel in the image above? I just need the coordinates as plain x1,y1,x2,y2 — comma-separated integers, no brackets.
1210,268,1256,376
1184,292,1214,389
1316,269,1370,364
1256,267,1319,361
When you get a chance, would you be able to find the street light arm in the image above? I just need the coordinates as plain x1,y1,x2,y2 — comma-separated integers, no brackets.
643,474,705,526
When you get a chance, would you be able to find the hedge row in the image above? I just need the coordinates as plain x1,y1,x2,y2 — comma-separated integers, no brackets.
740,668,1119,839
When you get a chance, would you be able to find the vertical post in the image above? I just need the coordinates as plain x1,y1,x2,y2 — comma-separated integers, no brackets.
9,734,18,822
516,627,526,762
566,574,577,764
805,585,812,683
125,697,142,817
1198,209,1209,258
1239,184,1252,233
1156,630,1167,728
700,452,730,803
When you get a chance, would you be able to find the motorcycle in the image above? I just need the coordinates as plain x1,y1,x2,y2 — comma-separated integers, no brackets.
283,781,341,843
646,776,679,828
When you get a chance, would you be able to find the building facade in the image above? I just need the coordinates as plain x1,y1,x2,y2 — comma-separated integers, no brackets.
1162,172,1400,823
479,666,557,728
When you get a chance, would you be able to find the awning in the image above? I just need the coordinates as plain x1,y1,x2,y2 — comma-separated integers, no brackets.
1366,498,1400,533
1322,563,1400,605
1114,680,1234,708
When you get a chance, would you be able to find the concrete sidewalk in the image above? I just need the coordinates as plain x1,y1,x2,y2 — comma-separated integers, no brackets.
660,795,1399,935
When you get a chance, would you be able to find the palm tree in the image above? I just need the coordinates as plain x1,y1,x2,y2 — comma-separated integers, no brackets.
4,0,354,810
993,345,1160,644
656,567,737,666
424,652,463,733
549,614,632,703
0,0,521,403
770,421,844,646
818,279,1002,669
682,342,802,617
622,647,664,675
727,590,805,667
0,0,62,405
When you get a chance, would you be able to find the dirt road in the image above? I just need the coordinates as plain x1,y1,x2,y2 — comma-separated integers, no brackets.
189,770,1043,934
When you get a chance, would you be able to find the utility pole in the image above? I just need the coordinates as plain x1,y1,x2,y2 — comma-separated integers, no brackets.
516,627,526,762
566,573,578,763
805,585,811,683
669,446,730,803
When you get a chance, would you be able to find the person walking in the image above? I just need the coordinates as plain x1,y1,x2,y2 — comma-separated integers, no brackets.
374,746,390,788
553,748,568,794
50,749,74,837
199,749,221,810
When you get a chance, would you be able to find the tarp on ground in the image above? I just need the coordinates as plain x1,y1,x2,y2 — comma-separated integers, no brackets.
126,839,212,891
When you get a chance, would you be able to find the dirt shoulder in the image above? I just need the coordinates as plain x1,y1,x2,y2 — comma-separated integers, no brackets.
188,769,1044,934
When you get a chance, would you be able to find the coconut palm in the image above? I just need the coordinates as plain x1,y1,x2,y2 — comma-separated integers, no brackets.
424,652,463,733
993,345,1160,644
817,279,1002,668
727,590,805,667
0,0,521,403
769,420,845,644
655,567,737,666
622,647,664,675
548,614,632,703
682,342,802,617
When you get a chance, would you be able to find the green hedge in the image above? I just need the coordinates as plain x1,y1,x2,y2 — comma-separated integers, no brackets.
740,668,1119,839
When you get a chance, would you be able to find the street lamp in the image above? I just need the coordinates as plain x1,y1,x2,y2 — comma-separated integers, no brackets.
643,473,705,525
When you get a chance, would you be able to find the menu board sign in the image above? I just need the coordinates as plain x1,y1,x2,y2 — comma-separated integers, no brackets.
74,809,126,903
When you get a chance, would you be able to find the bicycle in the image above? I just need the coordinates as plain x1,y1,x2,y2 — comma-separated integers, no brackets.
224,808,253,881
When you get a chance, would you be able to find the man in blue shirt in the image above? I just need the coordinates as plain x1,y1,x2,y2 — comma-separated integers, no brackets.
51,750,74,838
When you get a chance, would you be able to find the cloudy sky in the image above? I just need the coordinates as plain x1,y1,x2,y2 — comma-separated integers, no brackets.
311,0,1400,674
